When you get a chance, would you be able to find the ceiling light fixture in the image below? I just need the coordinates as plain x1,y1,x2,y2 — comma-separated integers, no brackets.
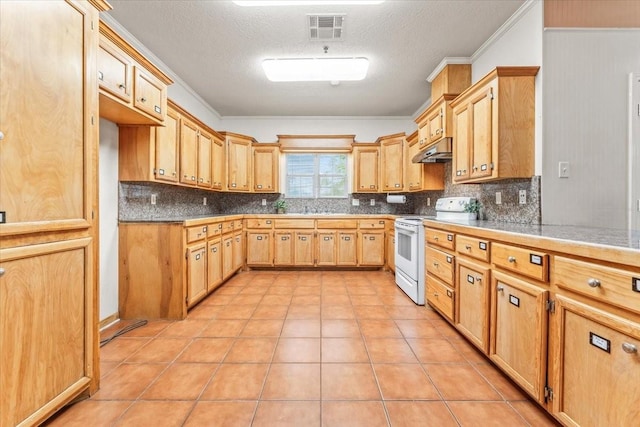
233,1,384,6
262,57,369,82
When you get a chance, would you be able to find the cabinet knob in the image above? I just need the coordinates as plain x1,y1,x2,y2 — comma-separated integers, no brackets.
140,97,147,102
433,261,439,267
475,276,482,282
433,236,439,241
507,256,516,263
0,268,5,277
622,343,638,354
0,131,4,140
497,285,504,292
587,278,601,288
118,83,126,90
433,292,439,297
465,245,471,250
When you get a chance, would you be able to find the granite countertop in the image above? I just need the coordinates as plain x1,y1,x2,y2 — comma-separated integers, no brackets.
424,219,640,265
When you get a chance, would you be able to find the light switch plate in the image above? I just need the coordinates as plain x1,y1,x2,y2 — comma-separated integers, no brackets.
262,199,267,206
370,199,375,206
559,161,570,178
495,192,502,205
151,194,157,205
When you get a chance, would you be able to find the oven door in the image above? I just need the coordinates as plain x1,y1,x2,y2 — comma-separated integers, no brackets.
394,220,419,280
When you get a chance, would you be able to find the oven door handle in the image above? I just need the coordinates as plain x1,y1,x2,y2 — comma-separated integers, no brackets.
395,223,418,233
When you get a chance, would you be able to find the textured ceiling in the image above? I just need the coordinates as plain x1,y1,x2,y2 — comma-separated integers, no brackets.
106,0,525,117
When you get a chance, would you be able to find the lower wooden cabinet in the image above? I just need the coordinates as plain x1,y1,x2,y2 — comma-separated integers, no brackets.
548,296,640,427
274,231,294,266
358,231,385,266
387,230,395,272
294,231,315,266
232,231,243,271
490,271,548,401
337,231,358,266
456,258,491,353
207,238,223,292
246,231,272,266
186,243,207,307
426,274,455,322
222,235,234,280
317,231,337,266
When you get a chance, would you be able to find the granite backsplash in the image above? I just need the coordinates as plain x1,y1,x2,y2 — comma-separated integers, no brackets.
120,162,540,224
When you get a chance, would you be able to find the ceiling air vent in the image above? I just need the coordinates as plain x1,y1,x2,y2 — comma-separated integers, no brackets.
308,14,345,41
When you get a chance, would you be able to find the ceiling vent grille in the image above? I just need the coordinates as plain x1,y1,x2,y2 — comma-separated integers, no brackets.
308,14,345,41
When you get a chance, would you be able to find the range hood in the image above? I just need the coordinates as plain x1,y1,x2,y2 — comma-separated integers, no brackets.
411,138,452,163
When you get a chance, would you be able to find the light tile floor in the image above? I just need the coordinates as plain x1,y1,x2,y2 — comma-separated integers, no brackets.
46,271,559,427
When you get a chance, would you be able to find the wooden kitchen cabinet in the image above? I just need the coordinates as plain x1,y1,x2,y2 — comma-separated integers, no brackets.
197,128,213,188
0,1,106,424
387,229,395,272
222,235,234,280
358,231,385,266
211,132,225,190
317,231,337,266
456,258,491,353
405,131,445,192
207,238,223,292
179,118,199,186
353,144,379,192
155,108,180,183
253,143,279,192
246,231,273,266
294,231,315,266
426,274,455,322
337,231,358,266
451,67,539,183
415,94,458,147
426,228,456,323
379,133,405,192
274,231,294,266
233,231,244,271
98,21,171,126
186,243,207,307
490,271,549,402
548,296,640,427
222,132,253,192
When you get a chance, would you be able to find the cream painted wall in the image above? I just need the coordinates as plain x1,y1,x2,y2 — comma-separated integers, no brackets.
542,29,640,229
470,0,543,175
99,118,120,322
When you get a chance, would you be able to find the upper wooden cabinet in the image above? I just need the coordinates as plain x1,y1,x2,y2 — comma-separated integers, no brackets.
450,66,539,184
415,94,458,149
179,118,198,186
353,144,379,193
378,133,405,192
405,131,445,192
429,63,471,101
211,132,225,191
253,143,280,193
155,108,180,183
197,128,213,188
221,132,253,192
98,21,172,126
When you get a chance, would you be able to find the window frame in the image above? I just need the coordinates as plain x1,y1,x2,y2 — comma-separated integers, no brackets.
284,152,349,199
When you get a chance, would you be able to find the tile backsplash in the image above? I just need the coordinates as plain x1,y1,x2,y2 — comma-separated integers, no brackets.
120,162,540,224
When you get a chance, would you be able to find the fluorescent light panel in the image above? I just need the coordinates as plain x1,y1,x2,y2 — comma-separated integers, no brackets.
234,1,384,6
262,57,369,82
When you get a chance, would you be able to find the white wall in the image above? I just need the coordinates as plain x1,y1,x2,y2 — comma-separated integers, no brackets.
218,116,415,143
542,29,640,229
99,118,119,322
470,0,543,175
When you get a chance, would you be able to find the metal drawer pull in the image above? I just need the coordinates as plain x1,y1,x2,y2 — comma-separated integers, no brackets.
587,278,601,288
475,276,482,282
433,292,439,297
507,256,516,263
465,245,471,250
0,268,5,277
622,343,638,354
433,262,439,267
497,285,504,292
433,236,439,241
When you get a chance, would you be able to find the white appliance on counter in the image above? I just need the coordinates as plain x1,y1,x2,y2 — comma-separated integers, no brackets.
394,196,477,305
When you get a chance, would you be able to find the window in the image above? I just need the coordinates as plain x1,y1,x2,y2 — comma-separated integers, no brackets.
285,153,348,198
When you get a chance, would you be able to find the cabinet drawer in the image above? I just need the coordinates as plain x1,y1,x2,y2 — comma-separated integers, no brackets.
222,221,235,234
98,36,132,103
555,256,640,315
426,275,455,322
187,225,208,243
426,228,455,251
426,246,455,285
245,218,274,229
317,219,357,229
207,222,223,238
457,234,490,262
492,243,548,282
232,219,243,230
358,219,386,229
274,219,314,229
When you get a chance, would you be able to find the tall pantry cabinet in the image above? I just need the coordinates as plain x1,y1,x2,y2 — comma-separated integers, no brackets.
0,1,108,426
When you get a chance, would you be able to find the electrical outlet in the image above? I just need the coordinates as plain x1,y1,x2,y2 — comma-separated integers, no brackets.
150,194,157,205
495,192,502,205
203,197,207,205
559,161,570,178
427,197,431,206
519,190,527,205
262,199,267,206
352,199,360,206
370,199,375,206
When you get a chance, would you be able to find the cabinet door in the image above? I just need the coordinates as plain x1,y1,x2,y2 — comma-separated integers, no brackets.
550,296,640,427
211,134,225,190
227,137,251,191
456,259,490,353
222,236,234,280
246,231,273,266
427,105,444,143
387,231,395,272
154,108,179,182
337,232,357,266
253,146,278,192
452,102,471,182
0,239,93,427
274,231,294,266
405,141,423,191
358,231,385,266
133,66,166,121
294,231,314,266
187,244,207,307
353,147,379,192
470,87,494,179
180,119,198,185
490,271,548,402
207,239,222,292
232,231,243,271
317,231,336,266
97,35,132,103
380,138,404,191
197,130,212,188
